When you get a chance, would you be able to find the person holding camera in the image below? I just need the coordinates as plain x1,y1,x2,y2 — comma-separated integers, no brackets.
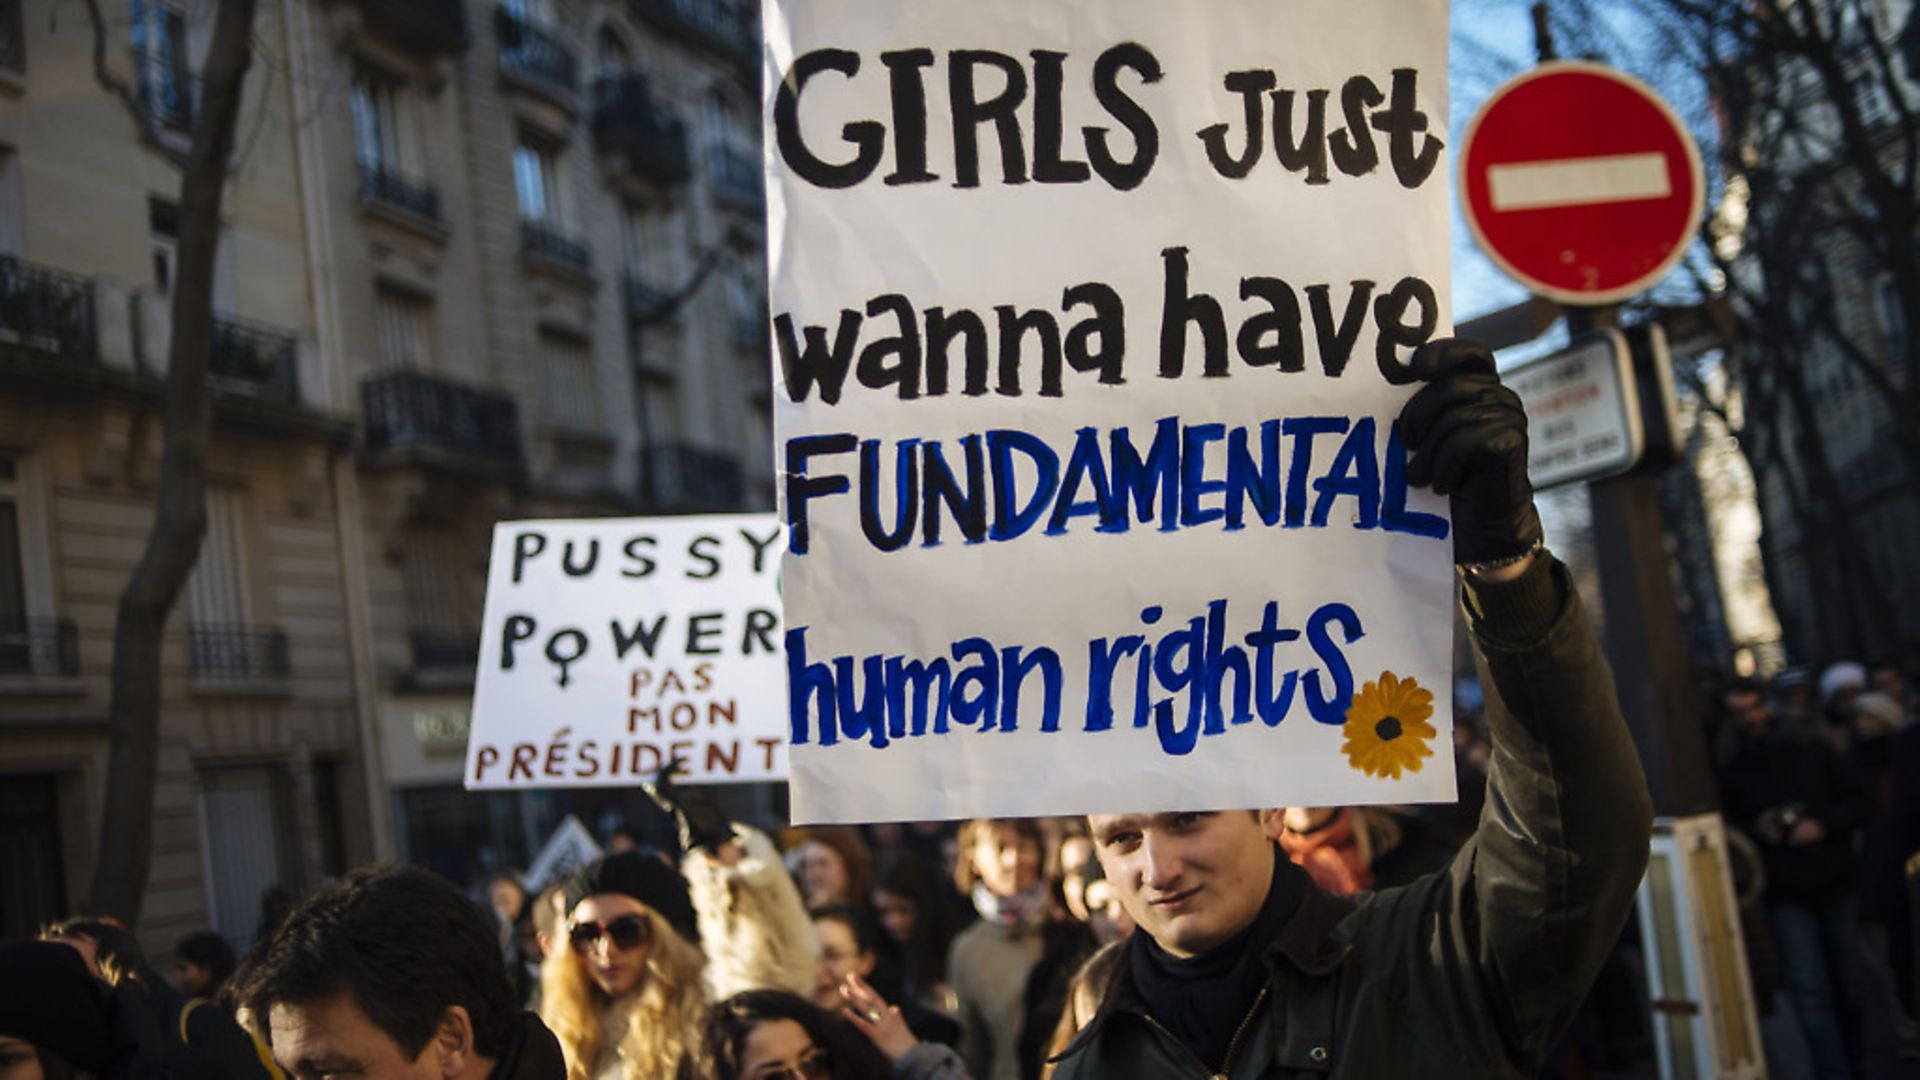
1717,677,1874,1080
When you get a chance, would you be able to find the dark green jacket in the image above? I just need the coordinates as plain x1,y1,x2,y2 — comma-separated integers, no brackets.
1052,557,1654,1080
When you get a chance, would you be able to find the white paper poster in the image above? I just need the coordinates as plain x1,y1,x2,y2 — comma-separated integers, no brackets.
465,516,788,789
767,1,1458,821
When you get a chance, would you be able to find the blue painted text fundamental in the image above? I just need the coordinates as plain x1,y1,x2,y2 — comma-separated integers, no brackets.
783,413,1450,555
787,597,1366,757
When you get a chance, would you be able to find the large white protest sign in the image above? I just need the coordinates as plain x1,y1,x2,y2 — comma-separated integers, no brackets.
767,1,1457,822
465,516,788,789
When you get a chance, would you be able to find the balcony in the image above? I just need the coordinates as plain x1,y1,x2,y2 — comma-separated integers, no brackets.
0,618,80,678
710,146,763,212
354,0,469,56
0,256,97,363
0,0,23,76
626,272,675,324
188,624,290,683
520,220,594,280
630,0,755,70
591,74,692,186
361,369,523,468
209,315,298,406
639,441,744,511
496,7,578,101
358,161,442,225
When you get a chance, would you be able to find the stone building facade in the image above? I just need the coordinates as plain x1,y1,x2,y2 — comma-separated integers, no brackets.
0,0,769,950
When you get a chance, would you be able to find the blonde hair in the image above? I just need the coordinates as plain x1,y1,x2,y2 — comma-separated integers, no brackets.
539,905,709,1080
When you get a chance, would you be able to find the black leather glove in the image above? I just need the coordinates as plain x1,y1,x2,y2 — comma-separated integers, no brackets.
643,760,736,854
1398,337,1543,566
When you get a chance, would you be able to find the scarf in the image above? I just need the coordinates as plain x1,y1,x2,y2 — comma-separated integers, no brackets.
1128,847,1304,1072
972,881,1049,926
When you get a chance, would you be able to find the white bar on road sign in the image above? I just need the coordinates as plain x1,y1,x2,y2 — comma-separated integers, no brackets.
1488,152,1671,211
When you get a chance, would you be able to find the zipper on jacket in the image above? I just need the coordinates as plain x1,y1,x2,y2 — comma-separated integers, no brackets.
1139,984,1271,1080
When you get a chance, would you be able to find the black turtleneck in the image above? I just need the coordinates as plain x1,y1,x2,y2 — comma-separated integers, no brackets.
1128,845,1305,1072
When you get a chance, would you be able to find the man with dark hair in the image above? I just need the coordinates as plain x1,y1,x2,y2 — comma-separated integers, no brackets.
234,865,565,1080
1052,340,1655,1079
174,929,238,999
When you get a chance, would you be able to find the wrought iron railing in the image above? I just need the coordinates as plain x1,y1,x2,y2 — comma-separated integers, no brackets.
357,0,469,55
591,74,692,185
710,145,763,211
409,626,480,673
521,220,594,276
496,7,578,97
626,273,675,324
630,0,755,68
639,441,745,510
0,617,79,678
188,624,290,682
0,256,97,362
358,162,443,223
361,369,523,465
0,0,24,75
209,315,298,405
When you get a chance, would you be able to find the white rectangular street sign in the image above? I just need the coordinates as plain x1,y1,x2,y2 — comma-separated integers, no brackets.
1506,329,1645,490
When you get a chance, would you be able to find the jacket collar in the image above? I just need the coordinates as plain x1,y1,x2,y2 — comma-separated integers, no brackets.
1052,880,1358,1063
488,1012,567,1080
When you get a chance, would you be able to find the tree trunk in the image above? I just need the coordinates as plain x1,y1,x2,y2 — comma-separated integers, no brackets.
87,0,258,922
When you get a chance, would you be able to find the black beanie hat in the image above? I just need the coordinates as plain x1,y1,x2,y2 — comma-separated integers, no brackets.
0,940,116,1072
561,851,700,945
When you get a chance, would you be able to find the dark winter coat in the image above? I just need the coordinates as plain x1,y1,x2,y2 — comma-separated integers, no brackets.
489,1012,568,1080
1716,723,1871,904
1050,556,1654,1080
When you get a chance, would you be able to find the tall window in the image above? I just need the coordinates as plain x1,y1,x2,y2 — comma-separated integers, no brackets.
0,148,20,257
185,486,249,632
131,0,193,129
621,203,658,280
705,89,748,159
150,199,178,295
352,68,414,173
540,329,596,430
513,139,561,224
374,285,434,370
402,527,483,658
0,455,29,632
0,453,56,676
727,268,761,347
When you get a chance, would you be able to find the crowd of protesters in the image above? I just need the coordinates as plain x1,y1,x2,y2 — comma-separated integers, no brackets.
2,658,1912,1080
0,771,1507,1080
1701,651,1920,1079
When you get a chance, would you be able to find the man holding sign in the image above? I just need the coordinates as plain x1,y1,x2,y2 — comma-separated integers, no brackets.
766,2,1650,1076
1051,340,1651,1078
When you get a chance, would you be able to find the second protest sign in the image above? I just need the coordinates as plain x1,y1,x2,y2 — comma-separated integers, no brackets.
768,0,1459,821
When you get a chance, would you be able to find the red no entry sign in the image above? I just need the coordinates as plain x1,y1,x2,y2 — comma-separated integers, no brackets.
1460,61,1705,306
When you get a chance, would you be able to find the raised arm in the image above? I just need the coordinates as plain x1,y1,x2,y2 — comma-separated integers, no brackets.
1383,339,1654,1065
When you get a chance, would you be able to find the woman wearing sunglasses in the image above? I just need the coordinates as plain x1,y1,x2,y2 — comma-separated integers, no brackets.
541,852,709,1080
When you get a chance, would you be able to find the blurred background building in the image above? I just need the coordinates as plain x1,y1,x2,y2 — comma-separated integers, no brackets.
0,0,770,954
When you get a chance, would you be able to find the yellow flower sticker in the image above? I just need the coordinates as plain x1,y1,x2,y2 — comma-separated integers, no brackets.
1341,671,1438,780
